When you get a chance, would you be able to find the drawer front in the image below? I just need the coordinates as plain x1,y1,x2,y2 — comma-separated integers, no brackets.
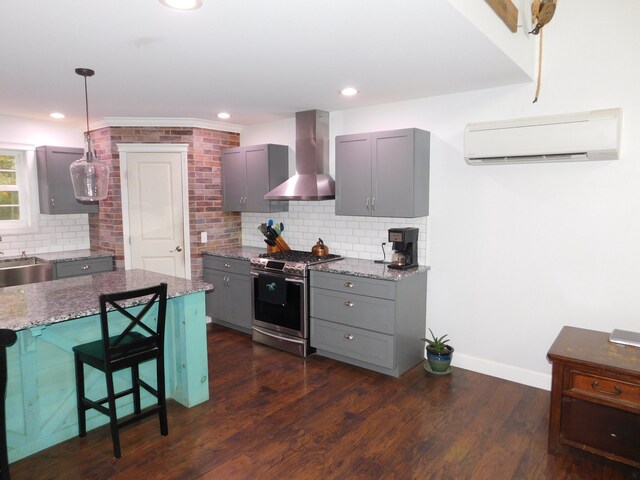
311,318,395,369
55,257,114,279
311,288,395,335
570,370,640,409
310,271,395,300
202,256,250,276
561,397,640,465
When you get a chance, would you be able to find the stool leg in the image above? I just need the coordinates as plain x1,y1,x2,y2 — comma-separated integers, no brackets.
156,357,168,436
74,354,87,438
1,348,10,480
131,365,141,415
105,371,121,458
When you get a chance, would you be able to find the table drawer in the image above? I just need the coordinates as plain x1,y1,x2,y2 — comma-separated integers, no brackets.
55,257,114,279
310,271,395,300
310,288,395,335
310,318,395,369
569,370,640,409
202,256,250,275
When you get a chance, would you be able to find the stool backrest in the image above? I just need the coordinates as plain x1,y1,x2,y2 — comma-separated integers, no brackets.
98,283,168,364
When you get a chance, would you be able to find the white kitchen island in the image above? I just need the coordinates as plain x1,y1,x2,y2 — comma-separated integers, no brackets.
0,269,212,462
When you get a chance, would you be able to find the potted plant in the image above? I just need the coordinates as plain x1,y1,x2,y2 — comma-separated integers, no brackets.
422,329,454,374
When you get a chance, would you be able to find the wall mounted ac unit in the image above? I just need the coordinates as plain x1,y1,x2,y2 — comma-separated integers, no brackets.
464,108,622,165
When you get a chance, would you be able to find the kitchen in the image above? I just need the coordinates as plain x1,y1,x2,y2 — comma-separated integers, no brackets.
1,0,640,477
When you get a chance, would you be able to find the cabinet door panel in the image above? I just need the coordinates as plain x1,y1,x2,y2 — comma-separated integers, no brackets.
221,149,246,212
244,146,272,212
372,130,414,217
335,134,372,216
204,269,226,321
226,272,252,330
36,146,99,214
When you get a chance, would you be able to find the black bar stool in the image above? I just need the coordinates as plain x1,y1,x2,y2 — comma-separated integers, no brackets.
73,283,168,458
1,329,17,480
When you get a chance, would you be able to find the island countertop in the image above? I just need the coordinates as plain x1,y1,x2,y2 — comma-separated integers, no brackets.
0,269,213,331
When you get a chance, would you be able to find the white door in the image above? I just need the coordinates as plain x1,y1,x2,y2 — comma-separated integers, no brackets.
119,144,191,279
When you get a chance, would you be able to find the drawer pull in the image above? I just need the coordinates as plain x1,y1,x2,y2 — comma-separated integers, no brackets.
80,265,91,270
344,281,353,288
591,380,622,396
224,263,231,268
344,300,354,307
344,333,354,341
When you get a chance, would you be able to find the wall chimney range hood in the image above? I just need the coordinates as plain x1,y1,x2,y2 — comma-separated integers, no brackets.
264,110,335,201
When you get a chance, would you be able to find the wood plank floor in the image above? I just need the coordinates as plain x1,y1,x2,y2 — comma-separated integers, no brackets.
10,324,640,479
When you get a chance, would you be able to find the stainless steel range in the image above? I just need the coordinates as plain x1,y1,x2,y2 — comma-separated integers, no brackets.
250,250,342,357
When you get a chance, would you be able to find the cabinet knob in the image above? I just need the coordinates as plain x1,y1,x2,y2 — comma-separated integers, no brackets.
344,300,354,307
224,263,231,268
80,265,91,270
344,333,354,341
344,282,353,288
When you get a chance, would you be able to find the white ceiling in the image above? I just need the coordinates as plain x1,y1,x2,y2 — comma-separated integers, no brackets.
1,0,531,128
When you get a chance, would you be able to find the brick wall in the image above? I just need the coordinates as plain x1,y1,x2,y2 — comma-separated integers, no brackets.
88,126,240,279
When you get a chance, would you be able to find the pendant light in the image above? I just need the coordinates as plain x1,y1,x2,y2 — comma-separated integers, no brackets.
69,68,110,201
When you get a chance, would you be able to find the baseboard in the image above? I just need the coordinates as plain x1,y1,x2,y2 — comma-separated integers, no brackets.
451,352,552,391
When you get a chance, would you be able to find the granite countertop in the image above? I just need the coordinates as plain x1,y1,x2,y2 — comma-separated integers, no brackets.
203,246,429,281
0,269,213,331
309,257,429,281
202,246,265,261
32,249,114,263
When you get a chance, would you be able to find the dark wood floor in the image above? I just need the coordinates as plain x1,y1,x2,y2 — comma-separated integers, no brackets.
10,324,640,479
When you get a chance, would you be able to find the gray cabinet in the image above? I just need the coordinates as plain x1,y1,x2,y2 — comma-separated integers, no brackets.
222,144,289,213
203,256,252,333
335,128,430,217
36,146,99,214
53,256,114,279
310,269,427,377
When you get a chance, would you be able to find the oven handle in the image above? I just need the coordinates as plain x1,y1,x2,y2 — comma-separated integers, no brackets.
250,271,305,285
252,325,307,345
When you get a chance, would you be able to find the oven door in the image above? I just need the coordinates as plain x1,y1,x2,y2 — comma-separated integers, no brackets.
251,271,307,339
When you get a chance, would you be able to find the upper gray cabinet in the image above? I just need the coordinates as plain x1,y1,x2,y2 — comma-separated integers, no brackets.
335,128,430,218
221,144,289,213
36,146,99,214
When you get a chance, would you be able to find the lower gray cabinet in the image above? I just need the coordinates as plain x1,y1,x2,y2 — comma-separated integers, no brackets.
203,255,252,333
53,256,114,279
310,270,427,377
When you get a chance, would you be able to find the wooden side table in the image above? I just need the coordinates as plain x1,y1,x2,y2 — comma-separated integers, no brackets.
547,326,640,468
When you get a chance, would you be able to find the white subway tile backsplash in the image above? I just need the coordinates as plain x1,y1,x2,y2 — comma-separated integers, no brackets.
241,200,428,264
0,213,90,257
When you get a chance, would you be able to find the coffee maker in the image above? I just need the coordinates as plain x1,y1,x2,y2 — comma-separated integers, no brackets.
387,227,419,270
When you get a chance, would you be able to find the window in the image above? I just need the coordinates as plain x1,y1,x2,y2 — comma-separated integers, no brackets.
0,150,23,220
0,145,37,233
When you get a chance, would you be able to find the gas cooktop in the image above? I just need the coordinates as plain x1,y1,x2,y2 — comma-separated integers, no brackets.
251,250,343,277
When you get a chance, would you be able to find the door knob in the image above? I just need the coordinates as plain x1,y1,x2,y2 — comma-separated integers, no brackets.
171,246,183,252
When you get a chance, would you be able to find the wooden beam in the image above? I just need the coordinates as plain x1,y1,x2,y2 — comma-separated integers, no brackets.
485,0,519,32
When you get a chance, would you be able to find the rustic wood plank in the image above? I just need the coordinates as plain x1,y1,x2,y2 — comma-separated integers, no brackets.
9,325,639,479
486,0,519,32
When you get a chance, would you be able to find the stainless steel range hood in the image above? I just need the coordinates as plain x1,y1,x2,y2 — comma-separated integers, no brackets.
264,109,335,201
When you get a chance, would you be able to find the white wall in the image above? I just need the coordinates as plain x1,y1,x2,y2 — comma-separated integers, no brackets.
241,0,640,390
0,116,90,255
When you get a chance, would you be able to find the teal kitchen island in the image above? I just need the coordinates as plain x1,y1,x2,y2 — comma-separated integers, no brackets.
0,269,212,462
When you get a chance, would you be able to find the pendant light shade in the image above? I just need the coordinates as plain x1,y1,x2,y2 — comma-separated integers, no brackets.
70,68,110,201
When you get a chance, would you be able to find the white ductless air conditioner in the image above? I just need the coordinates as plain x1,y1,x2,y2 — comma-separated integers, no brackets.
464,108,622,165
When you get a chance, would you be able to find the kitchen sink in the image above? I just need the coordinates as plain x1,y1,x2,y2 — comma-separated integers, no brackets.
0,257,54,287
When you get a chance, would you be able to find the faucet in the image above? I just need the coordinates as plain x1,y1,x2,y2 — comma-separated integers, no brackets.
21,250,27,259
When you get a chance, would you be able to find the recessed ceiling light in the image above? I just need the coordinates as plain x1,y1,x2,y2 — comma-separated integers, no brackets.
159,0,202,10
217,112,231,120
50,112,65,119
340,87,358,96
